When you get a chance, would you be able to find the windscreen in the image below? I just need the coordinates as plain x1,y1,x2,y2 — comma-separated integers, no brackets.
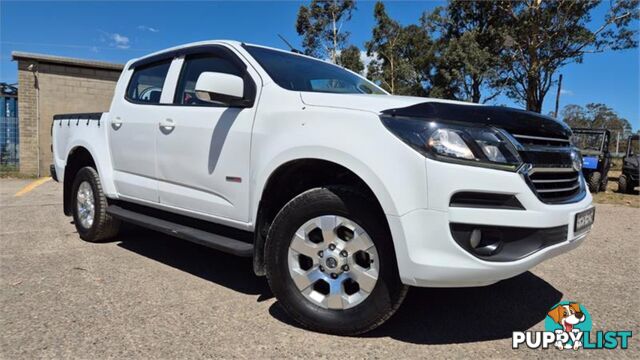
571,132,604,154
244,45,385,95
630,138,639,156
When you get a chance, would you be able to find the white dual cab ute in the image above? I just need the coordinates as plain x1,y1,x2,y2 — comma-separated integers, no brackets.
51,40,595,335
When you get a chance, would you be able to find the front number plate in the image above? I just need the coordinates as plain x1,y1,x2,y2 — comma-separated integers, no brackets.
574,207,595,234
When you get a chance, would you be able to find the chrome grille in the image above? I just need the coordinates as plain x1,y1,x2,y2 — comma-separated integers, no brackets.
508,131,585,204
527,168,583,203
512,134,571,147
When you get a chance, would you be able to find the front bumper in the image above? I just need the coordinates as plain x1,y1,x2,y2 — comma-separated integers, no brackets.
389,158,593,287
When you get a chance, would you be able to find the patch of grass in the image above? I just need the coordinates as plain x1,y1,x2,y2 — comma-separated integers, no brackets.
592,191,639,208
0,164,37,179
591,171,639,208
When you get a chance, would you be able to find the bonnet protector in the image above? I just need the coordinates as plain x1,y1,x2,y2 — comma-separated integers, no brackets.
380,102,572,139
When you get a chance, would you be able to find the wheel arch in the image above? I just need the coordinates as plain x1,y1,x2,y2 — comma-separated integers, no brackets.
63,146,97,215
252,155,397,276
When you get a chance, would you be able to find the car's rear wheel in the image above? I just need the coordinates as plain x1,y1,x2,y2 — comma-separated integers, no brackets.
587,171,601,193
265,186,408,335
71,167,120,242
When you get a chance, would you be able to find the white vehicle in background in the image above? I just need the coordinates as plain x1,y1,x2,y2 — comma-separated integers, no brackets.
51,40,594,335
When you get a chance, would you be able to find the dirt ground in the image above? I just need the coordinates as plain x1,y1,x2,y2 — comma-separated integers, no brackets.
1,178,638,359
591,170,639,208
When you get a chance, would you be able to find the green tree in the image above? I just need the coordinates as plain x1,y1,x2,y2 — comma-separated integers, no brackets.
562,103,632,132
296,0,356,63
399,24,434,96
337,45,364,73
496,0,639,113
561,104,591,128
423,0,504,103
562,103,633,151
365,2,433,95
365,1,404,93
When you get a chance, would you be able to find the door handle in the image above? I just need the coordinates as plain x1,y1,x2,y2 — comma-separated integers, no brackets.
111,117,123,130
159,118,175,133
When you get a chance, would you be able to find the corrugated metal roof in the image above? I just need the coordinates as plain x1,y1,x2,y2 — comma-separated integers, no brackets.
11,51,124,70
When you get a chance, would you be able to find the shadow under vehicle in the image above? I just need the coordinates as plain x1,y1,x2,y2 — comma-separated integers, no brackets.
618,134,639,194
571,128,611,193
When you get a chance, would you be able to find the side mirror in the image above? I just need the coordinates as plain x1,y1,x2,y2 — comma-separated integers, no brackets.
195,72,246,107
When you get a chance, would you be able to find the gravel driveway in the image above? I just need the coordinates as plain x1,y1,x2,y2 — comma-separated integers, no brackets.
1,178,638,358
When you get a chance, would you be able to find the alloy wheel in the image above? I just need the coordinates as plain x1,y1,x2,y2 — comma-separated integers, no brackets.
287,215,379,310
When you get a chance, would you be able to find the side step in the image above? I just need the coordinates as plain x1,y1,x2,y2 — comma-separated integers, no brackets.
106,205,253,257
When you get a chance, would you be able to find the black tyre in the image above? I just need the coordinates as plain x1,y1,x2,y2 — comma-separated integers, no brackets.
618,174,631,194
599,174,609,192
71,166,120,242
587,171,601,193
265,186,408,335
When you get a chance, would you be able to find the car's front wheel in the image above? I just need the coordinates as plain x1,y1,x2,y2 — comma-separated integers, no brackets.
265,186,408,335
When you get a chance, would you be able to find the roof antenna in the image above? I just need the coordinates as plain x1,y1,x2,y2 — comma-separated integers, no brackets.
277,34,303,54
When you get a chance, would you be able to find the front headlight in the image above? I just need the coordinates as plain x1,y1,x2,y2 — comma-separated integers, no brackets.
571,150,583,172
381,116,522,171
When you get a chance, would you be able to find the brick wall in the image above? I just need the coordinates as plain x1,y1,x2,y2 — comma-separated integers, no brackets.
17,60,122,176
17,63,38,175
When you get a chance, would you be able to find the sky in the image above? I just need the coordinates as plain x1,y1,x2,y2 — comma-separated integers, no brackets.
1,1,638,130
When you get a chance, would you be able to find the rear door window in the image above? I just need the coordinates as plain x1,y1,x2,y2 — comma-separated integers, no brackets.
126,60,171,104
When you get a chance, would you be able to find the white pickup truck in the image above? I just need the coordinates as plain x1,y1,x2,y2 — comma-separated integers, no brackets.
51,40,594,335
